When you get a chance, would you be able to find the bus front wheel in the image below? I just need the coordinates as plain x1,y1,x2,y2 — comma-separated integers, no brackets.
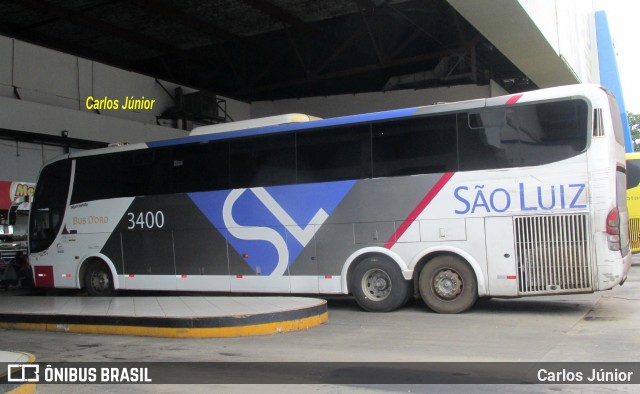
84,261,115,297
351,256,411,312
419,255,477,314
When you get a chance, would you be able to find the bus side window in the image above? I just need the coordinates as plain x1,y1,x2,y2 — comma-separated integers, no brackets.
459,100,588,171
534,100,587,152
459,111,508,171
72,155,122,204
297,124,372,184
171,142,229,193
230,133,295,188
127,150,171,196
372,115,457,177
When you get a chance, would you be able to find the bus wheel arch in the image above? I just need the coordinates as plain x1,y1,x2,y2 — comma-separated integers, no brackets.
347,252,412,312
415,253,478,314
80,257,116,297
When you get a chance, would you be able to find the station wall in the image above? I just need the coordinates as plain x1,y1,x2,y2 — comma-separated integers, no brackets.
0,37,251,141
0,36,251,181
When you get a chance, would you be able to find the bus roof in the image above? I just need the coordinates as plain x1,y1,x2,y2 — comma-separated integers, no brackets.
189,113,322,136
146,106,422,149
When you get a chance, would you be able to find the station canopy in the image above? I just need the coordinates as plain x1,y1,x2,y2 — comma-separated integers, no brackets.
0,0,566,102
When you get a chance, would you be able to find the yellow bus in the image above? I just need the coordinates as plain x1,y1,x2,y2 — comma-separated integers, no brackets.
627,152,640,252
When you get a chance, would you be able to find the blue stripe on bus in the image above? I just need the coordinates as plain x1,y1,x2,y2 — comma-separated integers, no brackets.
187,180,355,275
146,107,418,148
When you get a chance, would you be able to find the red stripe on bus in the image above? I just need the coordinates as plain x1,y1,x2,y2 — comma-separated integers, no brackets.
384,172,455,249
507,275,517,279
505,94,523,105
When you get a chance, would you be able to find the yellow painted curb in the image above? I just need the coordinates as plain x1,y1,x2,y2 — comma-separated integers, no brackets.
5,383,36,394
0,311,328,338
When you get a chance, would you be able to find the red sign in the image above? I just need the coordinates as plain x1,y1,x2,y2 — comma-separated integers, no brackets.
0,181,35,211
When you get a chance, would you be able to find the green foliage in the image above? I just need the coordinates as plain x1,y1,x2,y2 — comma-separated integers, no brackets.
629,112,640,151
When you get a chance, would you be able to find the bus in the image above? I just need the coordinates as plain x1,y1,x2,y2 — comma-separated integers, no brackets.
626,152,640,252
28,84,630,313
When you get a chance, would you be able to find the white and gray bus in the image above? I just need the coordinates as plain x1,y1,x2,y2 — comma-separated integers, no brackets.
29,84,630,313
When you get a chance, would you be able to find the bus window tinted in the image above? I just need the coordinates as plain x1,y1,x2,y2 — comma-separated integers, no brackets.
372,115,457,177
458,111,510,171
230,133,295,188
172,142,229,193
71,149,171,204
297,124,372,184
69,99,590,201
459,99,588,171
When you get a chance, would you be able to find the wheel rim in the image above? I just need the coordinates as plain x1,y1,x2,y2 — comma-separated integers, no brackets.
361,268,392,301
432,269,463,300
90,270,110,292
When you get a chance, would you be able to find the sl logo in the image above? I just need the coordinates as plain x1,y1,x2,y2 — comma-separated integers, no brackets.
189,181,355,275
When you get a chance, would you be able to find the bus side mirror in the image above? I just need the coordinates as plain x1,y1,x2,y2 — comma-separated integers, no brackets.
8,196,29,225
8,209,16,226
627,162,640,190
12,196,28,204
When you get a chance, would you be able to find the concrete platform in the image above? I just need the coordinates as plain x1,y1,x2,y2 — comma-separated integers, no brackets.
0,351,36,394
0,296,328,338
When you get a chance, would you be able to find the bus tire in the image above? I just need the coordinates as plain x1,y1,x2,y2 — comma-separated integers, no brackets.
351,255,410,312
84,261,115,297
418,255,477,314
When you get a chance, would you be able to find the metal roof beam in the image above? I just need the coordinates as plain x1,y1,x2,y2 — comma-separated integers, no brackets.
251,46,466,95
0,127,108,150
313,30,363,76
239,0,315,79
15,0,123,32
15,0,249,92
16,0,180,55
240,0,308,30
0,20,135,70
358,8,384,65
352,0,381,11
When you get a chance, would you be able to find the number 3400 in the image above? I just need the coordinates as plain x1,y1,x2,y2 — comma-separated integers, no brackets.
127,211,165,229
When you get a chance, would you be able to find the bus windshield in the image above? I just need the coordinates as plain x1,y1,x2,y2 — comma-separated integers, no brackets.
626,153,640,252
29,160,71,254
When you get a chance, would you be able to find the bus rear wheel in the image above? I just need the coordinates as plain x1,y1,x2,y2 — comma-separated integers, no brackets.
419,255,477,314
351,256,411,312
84,261,114,297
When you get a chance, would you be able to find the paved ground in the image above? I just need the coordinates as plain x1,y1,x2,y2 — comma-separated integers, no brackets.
1,257,639,392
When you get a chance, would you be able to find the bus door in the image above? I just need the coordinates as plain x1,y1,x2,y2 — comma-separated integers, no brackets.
485,216,518,296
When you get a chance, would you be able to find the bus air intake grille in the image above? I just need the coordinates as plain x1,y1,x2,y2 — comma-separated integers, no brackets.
592,108,604,137
629,218,640,253
514,214,592,294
